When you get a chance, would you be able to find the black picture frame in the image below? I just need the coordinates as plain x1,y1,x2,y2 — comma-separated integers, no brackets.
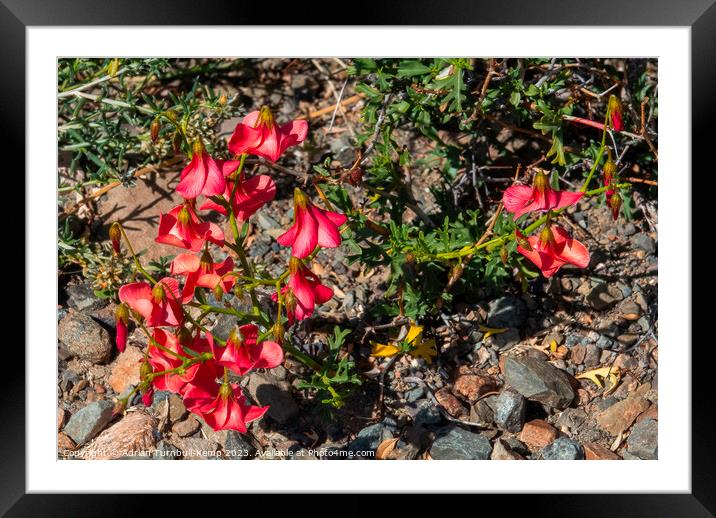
8,0,709,515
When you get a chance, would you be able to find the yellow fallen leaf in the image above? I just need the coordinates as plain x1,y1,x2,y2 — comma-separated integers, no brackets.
479,325,508,340
370,341,401,358
576,366,621,390
550,339,558,353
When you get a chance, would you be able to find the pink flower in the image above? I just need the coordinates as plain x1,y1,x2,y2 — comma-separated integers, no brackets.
170,252,236,303
277,188,347,258
228,106,308,162
148,329,219,396
183,381,268,433
176,141,225,199
517,224,590,278
211,324,284,376
272,258,333,324
503,171,583,219
118,277,183,327
115,304,129,352
156,202,224,252
199,160,276,220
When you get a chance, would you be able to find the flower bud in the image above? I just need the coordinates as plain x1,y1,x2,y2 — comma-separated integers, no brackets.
115,303,130,326
538,225,555,249
109,222,122,254
271,321,284,345
500,246,508,265
218,93,228,106
603,156,617,186
141,385,154,407
172,131,182,154
150,119,160,142
515,230,533,252
213,284,224,301
151,283,166,304
608,94,624,131
608,191,622,221
140,359,153,383
532,170,549,194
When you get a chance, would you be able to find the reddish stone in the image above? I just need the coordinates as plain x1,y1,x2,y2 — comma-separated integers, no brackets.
584,442,621,460
519,419,559,449
108,345,144,394
453,373,497,403
434,388,467,418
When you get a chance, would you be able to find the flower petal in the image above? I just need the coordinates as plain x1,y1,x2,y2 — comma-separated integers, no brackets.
170,253,201,276
503,185,538,218
176,155,206,199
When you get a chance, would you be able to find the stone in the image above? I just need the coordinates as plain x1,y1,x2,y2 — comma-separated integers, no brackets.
504,356,574,409
58,310,113,364
486,328,521,350
219,430,257,459
108,345,144,394
430,426,492,460
595,395,650,436
632,233,656,254
348,421,397,453
63,400,115,446
571,344,586,364
172,416,201,437
587,283,624,311
453,373,497,403
584,442,621,460
81,411,157,459
175,437,221,460
620,301,643,321
66,282,106,312
57,407,68,430
435,388,466,418
541,437,584,460
469,399,494,427
491,438,524,460
555,408,587,434
412,399,443,426
519,419,559,449
627,418,658,459
57,432,77,453
404,386,424,403
487,296,528,328
153,440,181,460
493,390,526,433
246,372,299,424
151,391,187,423
584,344,601,367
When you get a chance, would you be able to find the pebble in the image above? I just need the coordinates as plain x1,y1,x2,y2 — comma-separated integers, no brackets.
57,407,68,430
571,344,586,364
246,372,299,424
469,399,494,427
583,442,621,460
491,438,524,460
453,372,497,403
486,328,521,350
63,400,116,446
586,283,624,311
430,426,492,460
66,282,107,312
57,432,77,453
412,399,443,426
493,390,526,432
487,296,528,328
404,386,424,403
58,310,113,364
435,388,467,418
81,411,157,459
172,416,201,437
584,344,601,367
596,395,650,436
504,356,574,409
632,233,656,254
108,345,144,394
348,421,397,453
541,437,584,460
519,419,559,449
627,418,658,459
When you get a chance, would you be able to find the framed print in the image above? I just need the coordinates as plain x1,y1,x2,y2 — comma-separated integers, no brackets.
8,0,712,514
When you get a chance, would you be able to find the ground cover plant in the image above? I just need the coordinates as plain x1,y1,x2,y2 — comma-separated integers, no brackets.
58,58,658,460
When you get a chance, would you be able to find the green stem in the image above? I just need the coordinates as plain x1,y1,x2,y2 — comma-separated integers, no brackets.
580,108,611,193
283,342,322,372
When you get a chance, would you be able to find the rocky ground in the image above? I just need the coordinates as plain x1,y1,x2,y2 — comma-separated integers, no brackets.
57,59,658,460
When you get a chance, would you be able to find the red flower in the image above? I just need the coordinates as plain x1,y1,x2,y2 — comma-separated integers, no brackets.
517,224,590,278
115,303,130,352
156,202,224,252
141,386,154,407
148,329,219,396
183,381,268,433
503,171,583,219
176,141,225,199
170,251,236,303
272,258,333,323
228,106,308,162
118,277,183,327
211,324,284,376
608,94,624,132
199,160,276,221
277,188,347,258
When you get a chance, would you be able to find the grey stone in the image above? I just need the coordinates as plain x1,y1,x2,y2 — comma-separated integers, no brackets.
504,356,574,409
175,437,221,460
404,386,425,403
493,390,526,432
621,222,637,237
587,283,624,311
596,335,615,349
584,344,601,367
412,399,443,426
58,310,113,364
632,233,656,254
348,421,397,453
246,372,299,424
63,400,115,446
487,296,528,328
565,335,583,348
627,418,658,459
221,430,257,459
430,426,492,460
491,438,523,460
469,399,494,427
487,328,521,350
153,440,181,460
541,437,584,460
66,282,107,312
